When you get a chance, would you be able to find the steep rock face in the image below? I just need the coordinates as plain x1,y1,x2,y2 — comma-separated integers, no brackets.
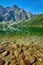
0,5,33,22
27,12,33,19
0,6,5,14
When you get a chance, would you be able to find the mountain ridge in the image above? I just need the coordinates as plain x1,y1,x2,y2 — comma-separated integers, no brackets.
0,5,33,22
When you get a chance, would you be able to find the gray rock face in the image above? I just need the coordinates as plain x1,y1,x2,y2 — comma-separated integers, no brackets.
0,5,33,22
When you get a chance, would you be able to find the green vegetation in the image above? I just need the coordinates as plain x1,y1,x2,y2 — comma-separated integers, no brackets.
24,14,43,27
0,14,43,41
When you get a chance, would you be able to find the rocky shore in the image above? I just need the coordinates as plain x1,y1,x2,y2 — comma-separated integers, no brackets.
0,40,43,65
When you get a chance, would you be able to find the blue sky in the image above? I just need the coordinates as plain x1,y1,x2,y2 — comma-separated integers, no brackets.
0,0,43,14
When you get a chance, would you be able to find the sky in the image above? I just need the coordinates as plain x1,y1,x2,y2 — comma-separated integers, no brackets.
0,0,43,14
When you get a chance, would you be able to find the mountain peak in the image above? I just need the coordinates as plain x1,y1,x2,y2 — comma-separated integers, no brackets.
0,5,33,22
13,5,18,8
12,5,20,10
0,5,4,8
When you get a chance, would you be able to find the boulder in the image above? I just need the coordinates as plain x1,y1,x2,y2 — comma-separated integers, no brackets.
14,47,21,57
19,53,25,59
20,59,30,65
2,50,10,56
10,61,16,65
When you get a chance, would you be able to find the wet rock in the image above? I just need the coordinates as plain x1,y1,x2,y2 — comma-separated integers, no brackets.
2,61,5,65
37,61,43,65
10,50,14,55
20,59,30,65
19,53,25,59
20,59,26,65
2,50,10,57
29,56,35,64
24,60,30,65
10,61,16,65
11,44,17,50
22,47,26,51
10,55,16,60
27,50,33,56
14,47,21,57
0,58,3,65
24,50,30,56
0,41,43,65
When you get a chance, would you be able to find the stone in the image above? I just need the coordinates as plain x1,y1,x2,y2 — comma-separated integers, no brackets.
0,58,3,65
14,47,21,57
37,61,43,65
10,55,16,60
22,47,26,51
20,59,30,65
10,61,16,65
2,50,10,56
20,59,26,65
24,50,30,56
28,56,35,64
19,53,25,59
11,44,17,50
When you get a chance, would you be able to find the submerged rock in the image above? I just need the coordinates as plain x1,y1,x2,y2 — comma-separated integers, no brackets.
0,41,43,65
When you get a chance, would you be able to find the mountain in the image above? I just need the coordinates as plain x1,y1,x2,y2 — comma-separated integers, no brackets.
0,13,43,31
0,5,33,22
9,14,43,28
23,13,43,27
